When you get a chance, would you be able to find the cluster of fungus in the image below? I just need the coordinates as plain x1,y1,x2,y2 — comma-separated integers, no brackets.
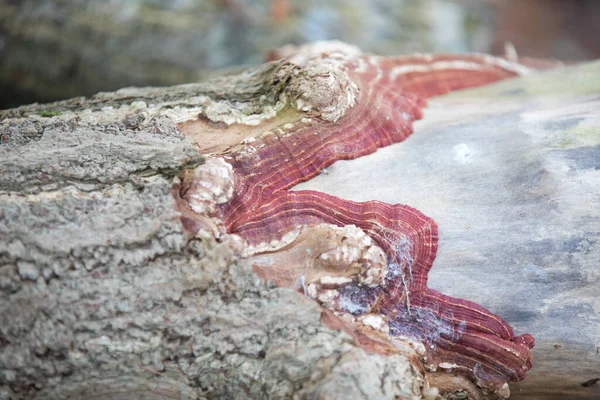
175,42,541,398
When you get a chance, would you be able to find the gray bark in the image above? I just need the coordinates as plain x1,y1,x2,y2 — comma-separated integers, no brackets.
1,56,599,399
0,63,424,399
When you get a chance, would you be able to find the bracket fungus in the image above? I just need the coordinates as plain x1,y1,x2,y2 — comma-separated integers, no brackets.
176,43,546,398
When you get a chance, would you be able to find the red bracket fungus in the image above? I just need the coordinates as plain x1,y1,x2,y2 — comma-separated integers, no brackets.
175,43,544,398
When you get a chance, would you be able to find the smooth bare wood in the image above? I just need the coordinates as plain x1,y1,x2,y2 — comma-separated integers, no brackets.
297,61,600,399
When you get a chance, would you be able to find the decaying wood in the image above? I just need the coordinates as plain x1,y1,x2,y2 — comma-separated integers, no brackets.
296,61,600,400
0,53,429,400
0,43,599,400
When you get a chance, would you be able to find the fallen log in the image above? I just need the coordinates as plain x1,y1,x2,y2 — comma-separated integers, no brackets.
0,43,598,399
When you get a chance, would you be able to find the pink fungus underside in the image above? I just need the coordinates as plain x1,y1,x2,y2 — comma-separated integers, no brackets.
192,54,537,388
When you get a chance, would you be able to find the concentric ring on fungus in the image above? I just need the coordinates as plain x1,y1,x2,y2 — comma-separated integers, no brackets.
175,43,550,399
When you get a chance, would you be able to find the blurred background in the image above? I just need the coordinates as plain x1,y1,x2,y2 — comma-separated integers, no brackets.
0,0,599,109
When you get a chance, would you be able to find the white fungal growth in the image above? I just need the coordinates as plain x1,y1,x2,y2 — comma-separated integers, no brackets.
188,157,234,215
317,289,339,304
338,293,369,315
306,283,319,299
287,56,359,123
358,314,389,333
319,276,353,286
245,228,302,256
315,224,387,288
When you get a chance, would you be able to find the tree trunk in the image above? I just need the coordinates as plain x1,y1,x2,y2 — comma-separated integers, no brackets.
0,44,599,400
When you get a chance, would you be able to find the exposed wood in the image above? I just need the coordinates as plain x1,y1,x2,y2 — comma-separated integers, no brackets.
0,46,598,399
297,61,600,399
0,56,426,400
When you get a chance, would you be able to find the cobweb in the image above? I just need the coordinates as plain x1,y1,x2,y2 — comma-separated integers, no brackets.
382,227,415,311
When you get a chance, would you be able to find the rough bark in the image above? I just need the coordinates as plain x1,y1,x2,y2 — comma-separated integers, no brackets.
0,61,428,400
0,50,599,400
